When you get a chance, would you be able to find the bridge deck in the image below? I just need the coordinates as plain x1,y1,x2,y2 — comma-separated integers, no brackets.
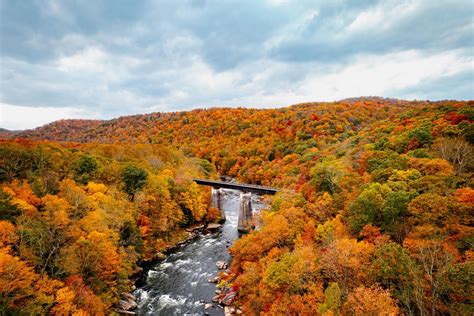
193,178,279,195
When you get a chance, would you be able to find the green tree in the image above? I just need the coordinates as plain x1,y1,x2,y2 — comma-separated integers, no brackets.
73,155,99,184
0,190,21,222
122,165,148,201
120,221,144,255
382,191,412,232
319,282,342,315
18,217,67,278
310,160,344,195
408,124,433,148
348,183,391,232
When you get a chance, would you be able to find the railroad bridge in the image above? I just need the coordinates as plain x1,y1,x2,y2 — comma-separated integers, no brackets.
193,179,279,232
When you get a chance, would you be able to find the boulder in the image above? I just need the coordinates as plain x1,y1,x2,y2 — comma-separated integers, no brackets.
221,291,236,306
121,292,136,301
186,224,205,232
208,276,218,283
116,309,136,315
212,295,220,303
118,299,137,311
133,266,144,274
224,306,236,316
205,303,213,309
155,252,166,260
207,223,222,231
216,261,228,270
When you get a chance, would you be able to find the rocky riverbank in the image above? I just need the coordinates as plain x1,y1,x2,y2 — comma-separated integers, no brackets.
205,259,243,315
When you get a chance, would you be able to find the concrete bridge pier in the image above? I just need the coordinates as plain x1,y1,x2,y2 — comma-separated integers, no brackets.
196,179,277,233
238,192,252,233
210,187,226,222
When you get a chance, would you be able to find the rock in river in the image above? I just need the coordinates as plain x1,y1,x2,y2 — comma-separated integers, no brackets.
208,276,218,283
221,291,236,306
118,299,137,311
206,223,222,231
216,260,228,270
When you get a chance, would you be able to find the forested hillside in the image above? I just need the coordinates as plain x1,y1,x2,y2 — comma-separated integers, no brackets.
1,98,473,314
0,140,216,314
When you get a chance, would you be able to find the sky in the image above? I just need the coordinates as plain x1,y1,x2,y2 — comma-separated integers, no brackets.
0,0,473,130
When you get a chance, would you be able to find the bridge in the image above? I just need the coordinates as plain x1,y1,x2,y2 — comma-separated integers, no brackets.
193,179,279,195
193,178,280,232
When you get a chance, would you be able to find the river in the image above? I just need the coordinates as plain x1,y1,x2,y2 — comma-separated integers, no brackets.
134,189,266,315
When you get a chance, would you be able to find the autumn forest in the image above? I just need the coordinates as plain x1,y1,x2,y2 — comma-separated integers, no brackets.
0,98,473,315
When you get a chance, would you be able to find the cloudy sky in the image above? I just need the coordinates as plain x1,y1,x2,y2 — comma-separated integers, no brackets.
1,0,473,130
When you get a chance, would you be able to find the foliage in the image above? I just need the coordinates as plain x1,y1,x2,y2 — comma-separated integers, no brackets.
122,165,148,200
342,285,399,315
0,140,210,313
0,99,472,314
0,189,21,222
73,155,99,184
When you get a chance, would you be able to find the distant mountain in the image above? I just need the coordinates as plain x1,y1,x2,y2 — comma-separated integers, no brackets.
12,119,103,142
8,98,418,143
0,127,19,139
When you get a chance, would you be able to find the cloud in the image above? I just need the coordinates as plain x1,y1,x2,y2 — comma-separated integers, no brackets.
346,0,419,33
297,49,473,101
0,103,97,130
0,0,472,130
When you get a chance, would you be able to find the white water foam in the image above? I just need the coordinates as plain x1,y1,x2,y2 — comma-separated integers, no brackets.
159,262,173,269
174,259,192,267
155,294,187,311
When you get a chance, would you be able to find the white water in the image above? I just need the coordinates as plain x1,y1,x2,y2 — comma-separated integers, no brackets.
134,189,265,315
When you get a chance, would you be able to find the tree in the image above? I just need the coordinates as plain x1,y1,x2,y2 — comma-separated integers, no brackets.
0,189,21,222
73,155,99,184
319,282,342,315
433,137,474,174
263,251,297,290
404,236,455,315
310,160,344,195
18,216,67,278
0,220,18,248
348,183,391,232
407,193,451,227
122,165,148,201
60,231,120,292
407,124,433,149
342,285,399,315
120,221,144,255
370,242,421,314
0,143,31,182
319,238,374,293
50,287,82,315
58,180,91,219
51,276,105,315
440,261,474,315
0,248,59,313
42,195,71,228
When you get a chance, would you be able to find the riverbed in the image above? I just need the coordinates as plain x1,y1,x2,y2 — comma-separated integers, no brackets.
134,189,265,315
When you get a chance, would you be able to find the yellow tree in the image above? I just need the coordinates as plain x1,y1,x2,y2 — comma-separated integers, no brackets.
342,285,399,315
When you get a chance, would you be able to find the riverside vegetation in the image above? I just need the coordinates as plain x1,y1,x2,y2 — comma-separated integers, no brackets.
0,98,473,315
